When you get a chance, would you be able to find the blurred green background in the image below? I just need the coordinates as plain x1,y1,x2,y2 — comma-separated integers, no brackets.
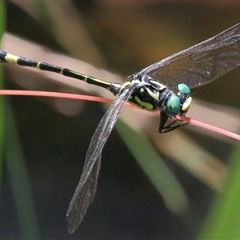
1,1,240,239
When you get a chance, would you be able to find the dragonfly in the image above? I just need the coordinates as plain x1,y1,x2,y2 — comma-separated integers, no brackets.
1,22,240,233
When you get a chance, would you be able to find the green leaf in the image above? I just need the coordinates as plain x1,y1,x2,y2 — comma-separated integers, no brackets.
199,141,240,239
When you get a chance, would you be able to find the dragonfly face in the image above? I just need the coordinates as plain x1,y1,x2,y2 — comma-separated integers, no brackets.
159,83,192,133
176,83,192,115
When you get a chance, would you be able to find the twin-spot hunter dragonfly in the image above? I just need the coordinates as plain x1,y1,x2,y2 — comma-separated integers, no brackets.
1,22,240,233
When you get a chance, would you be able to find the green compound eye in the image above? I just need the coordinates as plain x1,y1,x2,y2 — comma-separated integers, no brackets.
165,95,181,116
178,83,190,95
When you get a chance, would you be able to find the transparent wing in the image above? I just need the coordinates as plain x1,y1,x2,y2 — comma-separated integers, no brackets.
66,83,136,234
139,22,240,91
66,154,101,234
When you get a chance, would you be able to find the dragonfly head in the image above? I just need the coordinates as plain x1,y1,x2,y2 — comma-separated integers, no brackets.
165,83,192,117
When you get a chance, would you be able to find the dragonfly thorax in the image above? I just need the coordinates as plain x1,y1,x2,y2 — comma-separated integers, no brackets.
128,74,192,117
127,74,165,110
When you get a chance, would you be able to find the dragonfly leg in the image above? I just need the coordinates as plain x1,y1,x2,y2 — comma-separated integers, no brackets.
159,111,189,133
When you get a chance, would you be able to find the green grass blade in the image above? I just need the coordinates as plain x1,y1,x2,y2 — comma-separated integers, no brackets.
1,2,39,235
5,100,40,238
199,141,240,239
116,120,189,214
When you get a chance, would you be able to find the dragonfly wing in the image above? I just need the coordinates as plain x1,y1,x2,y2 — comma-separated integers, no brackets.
139,22,240,91
67,154,101,234
66,83,136,233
